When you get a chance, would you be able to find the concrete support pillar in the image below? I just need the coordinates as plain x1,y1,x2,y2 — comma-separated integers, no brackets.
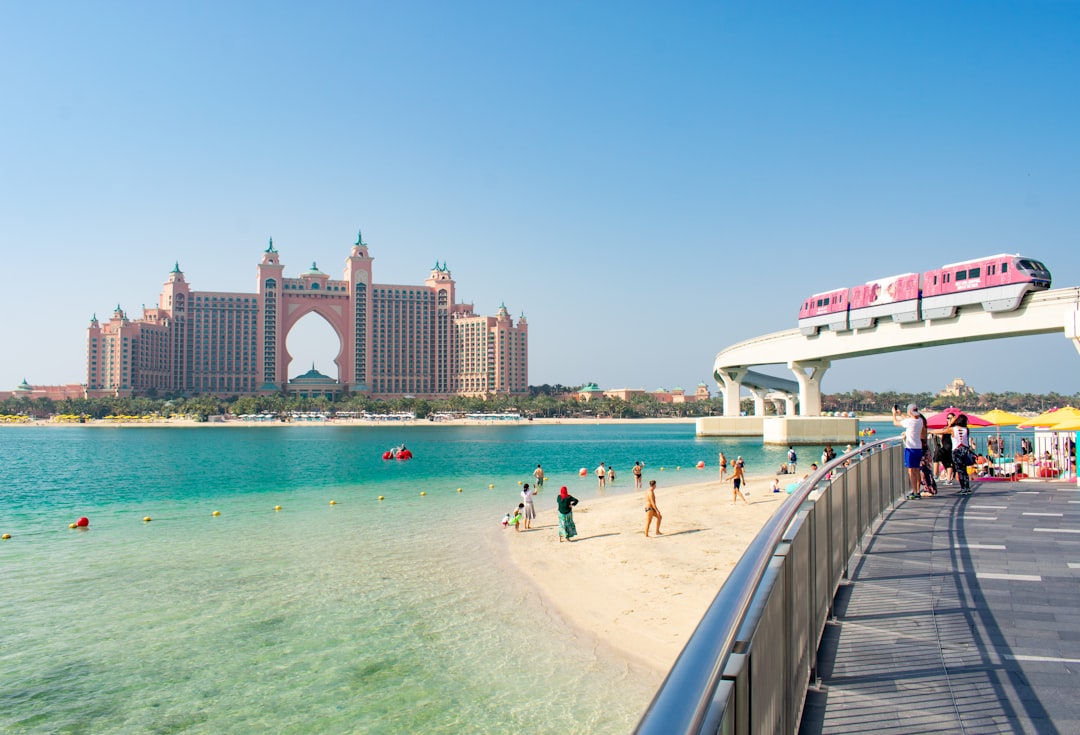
1066,308,1080,358
784,394,797,416
788,360,831,417
769,398,786,415
715,367,748,417
748,387,767,416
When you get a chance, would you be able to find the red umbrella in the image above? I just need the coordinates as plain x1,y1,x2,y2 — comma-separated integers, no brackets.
922,408,993,429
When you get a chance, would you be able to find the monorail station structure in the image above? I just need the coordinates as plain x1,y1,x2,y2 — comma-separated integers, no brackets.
86,233,528,399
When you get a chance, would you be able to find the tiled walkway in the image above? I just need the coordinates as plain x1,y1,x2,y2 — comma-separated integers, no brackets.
799,478,1080,735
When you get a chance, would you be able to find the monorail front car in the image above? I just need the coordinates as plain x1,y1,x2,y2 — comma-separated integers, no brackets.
798,254,1051,336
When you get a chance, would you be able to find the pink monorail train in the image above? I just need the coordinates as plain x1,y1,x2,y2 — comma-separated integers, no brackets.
798,254,1052,336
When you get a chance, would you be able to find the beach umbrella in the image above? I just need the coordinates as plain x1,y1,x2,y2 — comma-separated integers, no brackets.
980,409,1027,426
1047,417,1080,432
923,408,993,429
1020,406,1080,428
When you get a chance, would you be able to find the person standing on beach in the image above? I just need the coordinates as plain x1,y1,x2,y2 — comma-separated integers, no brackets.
521,483,536,529
633,461,643,489
596,463,606,489
787,447,797,474
644,480,662,537
731,458,749,505
556,486,579,542
719,452,728,482
893,403,926,499
533,464,545,491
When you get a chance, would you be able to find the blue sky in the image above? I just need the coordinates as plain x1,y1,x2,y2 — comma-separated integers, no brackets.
2,1,1078,397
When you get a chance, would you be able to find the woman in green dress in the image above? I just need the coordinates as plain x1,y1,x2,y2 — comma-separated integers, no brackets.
556,486,578,542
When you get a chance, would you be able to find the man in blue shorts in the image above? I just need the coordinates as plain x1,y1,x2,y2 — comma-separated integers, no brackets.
893,403,927,498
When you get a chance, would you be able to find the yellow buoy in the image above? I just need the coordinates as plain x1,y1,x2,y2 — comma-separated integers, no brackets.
660,467,665,471
1,533,10,540
143,516,152,522
69,523,77,529
420,491,427,496
457,488,463,493
378,495,385,501
329,500,337,505
274,505,282,511
489,484,495,489
212,510,221,516
676,466,681,470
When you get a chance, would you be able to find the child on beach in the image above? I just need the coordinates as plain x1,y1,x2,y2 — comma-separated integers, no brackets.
509,504,524,531
770,478,780,493
501,512,511,527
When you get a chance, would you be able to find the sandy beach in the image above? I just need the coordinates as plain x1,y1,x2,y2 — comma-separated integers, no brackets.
503,472,787,673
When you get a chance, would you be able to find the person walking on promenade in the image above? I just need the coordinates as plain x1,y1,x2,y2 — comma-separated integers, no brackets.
596,463,607,489
644,480,662,537
633,461,643,489
932,413,976,495
893,403,927,499
521,483,536,530
933,413,955,484
533,464,545,491
719,452,728,482
731,458,749,505
556,486,579,542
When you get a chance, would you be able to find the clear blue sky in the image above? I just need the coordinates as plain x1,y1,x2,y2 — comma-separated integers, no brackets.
2,1,1078,397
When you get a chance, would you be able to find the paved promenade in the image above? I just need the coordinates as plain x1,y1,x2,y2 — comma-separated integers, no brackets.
799,477,1080,735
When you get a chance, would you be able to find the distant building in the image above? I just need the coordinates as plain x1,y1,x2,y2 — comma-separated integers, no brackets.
576,383,604,402
85,232,528,399
574,383,713,404
653,383,711,404
0,379,86,402
939,377,976,398
603,388,646,400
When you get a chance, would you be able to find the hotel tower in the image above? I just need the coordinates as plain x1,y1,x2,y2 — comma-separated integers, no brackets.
86,233,528,399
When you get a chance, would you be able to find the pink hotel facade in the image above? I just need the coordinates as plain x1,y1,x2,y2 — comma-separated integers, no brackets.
86,234,529,399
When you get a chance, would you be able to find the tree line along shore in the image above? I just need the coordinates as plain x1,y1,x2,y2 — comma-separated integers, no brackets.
2,386,1076,423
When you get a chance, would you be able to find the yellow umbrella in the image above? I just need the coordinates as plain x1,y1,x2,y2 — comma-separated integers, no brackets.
980,409,1027,426
1021,406,1080,427
1047,417,1080,432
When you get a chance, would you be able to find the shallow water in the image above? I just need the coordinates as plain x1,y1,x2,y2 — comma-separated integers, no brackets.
0,424,798,734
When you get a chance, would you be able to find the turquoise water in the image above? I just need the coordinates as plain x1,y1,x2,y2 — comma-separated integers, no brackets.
0,423,796,735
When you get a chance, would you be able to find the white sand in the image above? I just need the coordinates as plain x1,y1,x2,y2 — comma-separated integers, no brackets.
503,472,787,673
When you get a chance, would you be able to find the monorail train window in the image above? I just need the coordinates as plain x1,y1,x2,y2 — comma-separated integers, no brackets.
969,267,980,278
956,270,967,281
1002,262,1008,273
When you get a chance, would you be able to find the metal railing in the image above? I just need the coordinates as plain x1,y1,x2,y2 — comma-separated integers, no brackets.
634,438,905,735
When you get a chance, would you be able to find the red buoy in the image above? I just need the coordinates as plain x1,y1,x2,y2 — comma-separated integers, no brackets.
76,517,89,527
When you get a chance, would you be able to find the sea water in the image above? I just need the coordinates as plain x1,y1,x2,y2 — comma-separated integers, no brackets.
0,424,797,734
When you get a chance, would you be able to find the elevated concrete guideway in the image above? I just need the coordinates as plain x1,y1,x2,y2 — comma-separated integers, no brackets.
712,286,1080,419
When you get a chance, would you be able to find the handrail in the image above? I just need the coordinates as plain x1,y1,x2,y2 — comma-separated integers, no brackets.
634,437,902,735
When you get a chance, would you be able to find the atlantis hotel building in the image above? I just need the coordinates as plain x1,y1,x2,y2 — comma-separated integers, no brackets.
86,234,529,399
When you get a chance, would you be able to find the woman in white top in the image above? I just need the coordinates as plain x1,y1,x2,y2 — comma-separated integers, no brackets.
520,483,536,529
931,413,974,495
